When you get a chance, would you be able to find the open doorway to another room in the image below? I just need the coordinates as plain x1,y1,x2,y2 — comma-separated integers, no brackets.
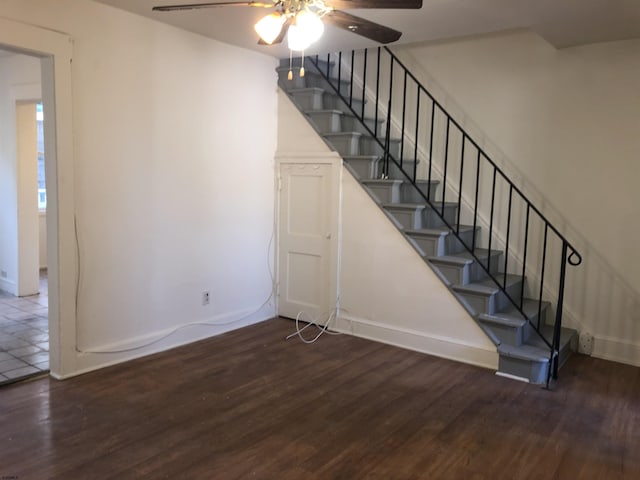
0,51,50,385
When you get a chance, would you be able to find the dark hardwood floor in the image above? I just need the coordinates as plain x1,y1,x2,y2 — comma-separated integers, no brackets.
0,318,638,479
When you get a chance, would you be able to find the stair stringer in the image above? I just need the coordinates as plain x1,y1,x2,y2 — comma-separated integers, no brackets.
333,53,552,308
277,88,499,370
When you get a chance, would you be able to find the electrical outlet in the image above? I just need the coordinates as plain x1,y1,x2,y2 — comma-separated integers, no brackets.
0,270,7,279
202,291,210,306
578,331,594,355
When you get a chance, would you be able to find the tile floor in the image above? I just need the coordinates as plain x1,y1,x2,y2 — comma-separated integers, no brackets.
0,271,49,385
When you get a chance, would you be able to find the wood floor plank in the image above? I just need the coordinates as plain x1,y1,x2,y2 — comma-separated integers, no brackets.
0,318,639,479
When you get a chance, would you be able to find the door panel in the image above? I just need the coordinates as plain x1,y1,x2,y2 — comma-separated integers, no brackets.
278,163,332,320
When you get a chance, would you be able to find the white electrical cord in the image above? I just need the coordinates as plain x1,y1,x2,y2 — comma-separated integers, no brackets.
285,303,346,344
73,214,277,354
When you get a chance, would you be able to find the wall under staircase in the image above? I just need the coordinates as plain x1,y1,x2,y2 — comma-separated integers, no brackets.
277,88,499,370
276,55,580,384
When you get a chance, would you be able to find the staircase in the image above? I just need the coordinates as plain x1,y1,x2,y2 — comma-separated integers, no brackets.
277,50,581,386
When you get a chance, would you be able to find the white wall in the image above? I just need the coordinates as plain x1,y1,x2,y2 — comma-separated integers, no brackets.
39,212,47,269
15,101,40,295
0,0,278,376
277,89,498,369
393,31,640,365
0,53,41,294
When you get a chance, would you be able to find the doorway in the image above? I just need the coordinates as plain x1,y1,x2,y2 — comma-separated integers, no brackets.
0,53,50,384
277,157,341,321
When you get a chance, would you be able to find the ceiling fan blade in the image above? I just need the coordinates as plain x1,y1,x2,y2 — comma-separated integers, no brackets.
324,10,402,44
152,2,275,12
257,19,291,45
326,0,422,9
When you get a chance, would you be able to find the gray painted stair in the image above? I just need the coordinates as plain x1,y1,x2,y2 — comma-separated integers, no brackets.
278,57,576,385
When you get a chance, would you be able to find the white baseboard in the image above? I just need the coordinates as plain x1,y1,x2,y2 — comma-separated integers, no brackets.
55,307,275,380
0,277,16,295
592,335,640,367
334,314,499,370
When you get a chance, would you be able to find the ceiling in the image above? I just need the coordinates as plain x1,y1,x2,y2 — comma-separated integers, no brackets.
94,0,640,57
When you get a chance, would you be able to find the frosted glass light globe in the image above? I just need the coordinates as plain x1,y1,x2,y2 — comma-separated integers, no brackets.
254,13,285,44
295,10,324,44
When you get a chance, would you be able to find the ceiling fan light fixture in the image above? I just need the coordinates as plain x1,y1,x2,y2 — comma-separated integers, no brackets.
295,9,324,44
287,23,313,52
254,12,285,45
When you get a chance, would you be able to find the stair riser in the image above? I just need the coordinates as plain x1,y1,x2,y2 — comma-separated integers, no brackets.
304,75,351,98
279,59,335,77
558,334,578,368
342,115,383,136
411,230,480,257
324,94,365,115
360,137,401,159
446,230,477,255
480,319,533,346
430,254,501,286
498,356,549,385
344,157,379,179
401,182,439,203
423,205,458,229
385,162,416,181
455,281,523,316
326,134,361,156
290,89,324,111
408,234,443,257
363,183,402,204
385,208,423,230
307,111,342,134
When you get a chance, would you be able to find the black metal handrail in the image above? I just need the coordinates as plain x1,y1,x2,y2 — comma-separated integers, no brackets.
308,47,582,386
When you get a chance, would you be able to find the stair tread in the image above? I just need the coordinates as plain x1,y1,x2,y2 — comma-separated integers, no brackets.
528,326,577,350
498,343,551,363
343,155,380,160
409,179,439,185
289,87,325,94
453,274,521,295
277,66,349,84
324,131,363,138
382,203,427,210
406,225,476,236
362,179,403,185
481,299,551,323
429,248,502,265
384,201,458,209
305,109,343,115
439,248,502,260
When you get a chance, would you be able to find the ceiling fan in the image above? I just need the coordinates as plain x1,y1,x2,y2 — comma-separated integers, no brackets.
152,1,424,50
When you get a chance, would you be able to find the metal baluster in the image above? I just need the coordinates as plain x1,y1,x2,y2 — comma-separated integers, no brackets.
487,167,497,274
537,224,549,331
456,134,466,235
326,53,330,79
384,56,394,177
521,204,531,309
375,48,381,137
441,118,451,217
472,151,481,253
362,49,368,120
400,71,407,168
427,102,436,202
504,185,513,289
551,242,569,381
414,87,420,184
337,51,342,96
350,50,355,107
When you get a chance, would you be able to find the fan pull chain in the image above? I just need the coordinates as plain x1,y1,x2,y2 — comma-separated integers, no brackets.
288,49,293,81
300,50,305,77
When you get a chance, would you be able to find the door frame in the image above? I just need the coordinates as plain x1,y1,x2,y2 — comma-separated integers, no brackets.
275,152,342,320
0,17,76,378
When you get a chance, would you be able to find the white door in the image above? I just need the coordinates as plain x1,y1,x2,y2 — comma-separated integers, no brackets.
278,163,333,320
